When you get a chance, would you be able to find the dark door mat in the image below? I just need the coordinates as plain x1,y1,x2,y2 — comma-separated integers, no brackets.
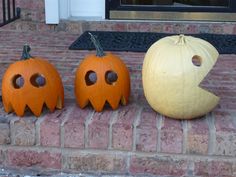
69,31,236,54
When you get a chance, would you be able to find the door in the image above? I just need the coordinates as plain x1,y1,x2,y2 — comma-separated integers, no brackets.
69,0,105,19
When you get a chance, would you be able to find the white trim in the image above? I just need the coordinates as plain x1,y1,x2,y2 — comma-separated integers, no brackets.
69,0,105,19
45,0,59,24
59,0,70,19
45,0,106,23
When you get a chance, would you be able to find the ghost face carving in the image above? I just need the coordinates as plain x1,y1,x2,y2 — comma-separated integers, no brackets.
142,35,220,119
2,45,64,117
75,33,130,112
75,53,130,112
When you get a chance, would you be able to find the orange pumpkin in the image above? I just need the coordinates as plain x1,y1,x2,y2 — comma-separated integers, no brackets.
75,33,130,112
2,45,64,117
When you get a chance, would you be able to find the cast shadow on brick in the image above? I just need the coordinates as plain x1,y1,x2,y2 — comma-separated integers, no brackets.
69,31,236,54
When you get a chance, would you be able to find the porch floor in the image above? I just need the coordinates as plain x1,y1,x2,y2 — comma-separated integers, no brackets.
0,27,235,177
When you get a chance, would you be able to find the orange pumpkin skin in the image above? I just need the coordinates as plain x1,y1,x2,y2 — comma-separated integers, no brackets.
2,55,64,117
75,52,130,112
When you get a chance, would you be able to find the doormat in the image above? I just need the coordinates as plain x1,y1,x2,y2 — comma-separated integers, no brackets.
69,31,236,54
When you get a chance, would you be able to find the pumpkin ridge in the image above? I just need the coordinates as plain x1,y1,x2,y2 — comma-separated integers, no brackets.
120,95,128,106
106,98,120,110
12,102,26,117
26,101,44,117
3,100,13,113
56,95,64,109
89,97,106,112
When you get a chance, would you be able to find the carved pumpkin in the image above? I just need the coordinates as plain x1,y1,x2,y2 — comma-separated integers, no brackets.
2,45,64,117
75,33,130,112
142,34,220,119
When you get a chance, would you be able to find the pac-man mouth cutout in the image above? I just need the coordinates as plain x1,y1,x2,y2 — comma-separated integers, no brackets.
142,34,220,119
190,52,220,104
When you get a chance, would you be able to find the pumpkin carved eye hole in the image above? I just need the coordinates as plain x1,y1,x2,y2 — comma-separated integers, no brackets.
30,73,46,88
85,71,97,86
192,55,202,67
12,74,24,89
105,71,118,85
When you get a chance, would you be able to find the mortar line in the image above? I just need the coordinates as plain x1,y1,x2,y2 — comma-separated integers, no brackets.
108,110,118,150
84,110,95,148
1,144,235,161
60,106,73,148
9,117,19,145
156,114,163,153
126,153,131,174
182,119,188,154
35,116,46,146
207,112,216,155
132,106,143,152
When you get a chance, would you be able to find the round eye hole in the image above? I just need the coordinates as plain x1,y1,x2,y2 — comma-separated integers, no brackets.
105,71,118,85
30,73,46,88
192,55,202,67
12,74,24,89
85,71,97,86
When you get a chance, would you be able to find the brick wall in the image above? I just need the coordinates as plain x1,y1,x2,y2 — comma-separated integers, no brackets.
0,1,236,176
0,102,235,176
1,0,236,34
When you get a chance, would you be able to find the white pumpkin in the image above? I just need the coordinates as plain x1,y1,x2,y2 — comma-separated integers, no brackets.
142,34,220,119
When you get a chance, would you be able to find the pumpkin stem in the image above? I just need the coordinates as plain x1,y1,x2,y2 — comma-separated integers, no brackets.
21,45,32,60
175,34,186,45
88,32,105,57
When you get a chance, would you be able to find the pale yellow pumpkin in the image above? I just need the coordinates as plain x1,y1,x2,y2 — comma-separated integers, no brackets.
142,34,220,119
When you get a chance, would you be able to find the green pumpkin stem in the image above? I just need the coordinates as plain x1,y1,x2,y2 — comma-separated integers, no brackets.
21,45,32,60
88,32,105,57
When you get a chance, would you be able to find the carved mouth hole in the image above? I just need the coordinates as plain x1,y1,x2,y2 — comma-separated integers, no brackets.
85,70,97,86
192,55,202,67
30,73,46,88
12,74,24,89
105,71,118,85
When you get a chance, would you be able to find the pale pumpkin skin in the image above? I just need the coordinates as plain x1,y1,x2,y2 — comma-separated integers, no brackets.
2,45,64,117
142,35,220,119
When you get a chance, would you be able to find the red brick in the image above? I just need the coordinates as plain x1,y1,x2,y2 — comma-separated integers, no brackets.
40,108,70,147
194,160,233,177
136,107,158,152
233,162,236,176
130,156,187,176
187,117,209,154
7,149,61,169
163,24,174,33
12,118,36,146
112,104,140,150
186,24,199,34
88,111,112,149
0,150,5,165
215,111,236,133
128,23,151,32
160,117,183,154
16,0,45,10
223,24,234,34
112,23,128,31
0,123,10,145
63,106,91,148
64,153,126,173
211,24,223,34
214,111,236,156
233,25,236,34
